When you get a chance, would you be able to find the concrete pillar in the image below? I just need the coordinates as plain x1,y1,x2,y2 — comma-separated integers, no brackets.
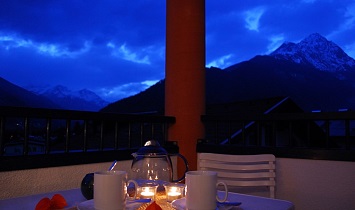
165,0,205,178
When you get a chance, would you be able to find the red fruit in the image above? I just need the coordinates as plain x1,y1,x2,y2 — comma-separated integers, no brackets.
50,194,68,209
35,197,51,210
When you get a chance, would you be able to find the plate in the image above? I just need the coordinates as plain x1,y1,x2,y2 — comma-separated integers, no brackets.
171,198,242,210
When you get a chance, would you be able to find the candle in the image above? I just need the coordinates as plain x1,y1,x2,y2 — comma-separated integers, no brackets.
167,188,182,201
164,183,184,202
138,183,158,200
140,187,155,199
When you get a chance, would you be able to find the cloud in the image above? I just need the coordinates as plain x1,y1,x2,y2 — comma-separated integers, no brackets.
107,42,151,64
323,2,355,58
344,41,355,59
0,31,165,102
37,42,91,58
267,34,285,54
1,0,355,103
97,79,159,102
0,0,167,101
0,32,90,57
206,54,234,69
243,7,265,32
338,2,355,32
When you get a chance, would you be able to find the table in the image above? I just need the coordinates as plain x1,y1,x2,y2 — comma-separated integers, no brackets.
0,188,295,210
218,191,294,210
0,189,83,210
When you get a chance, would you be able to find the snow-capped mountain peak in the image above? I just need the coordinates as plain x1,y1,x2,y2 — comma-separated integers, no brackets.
44,85,72,98
270,33,355,72
26,85,109,111
76,89,105,103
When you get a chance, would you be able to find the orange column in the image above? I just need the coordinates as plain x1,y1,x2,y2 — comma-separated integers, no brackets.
165,0,205,178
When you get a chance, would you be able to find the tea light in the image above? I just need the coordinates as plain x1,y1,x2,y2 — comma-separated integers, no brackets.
164,183,185,202
139,183,158,200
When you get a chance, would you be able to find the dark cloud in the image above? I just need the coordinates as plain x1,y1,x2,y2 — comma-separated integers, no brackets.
0,0,354,102
0,0,166,101
205,0,355,68
0,0,165,46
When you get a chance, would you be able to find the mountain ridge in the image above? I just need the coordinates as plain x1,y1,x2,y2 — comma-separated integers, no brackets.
0,77,60,109
0,79,109,111
27,85,109,111
102,33,355,113
270,33,355,72
2,33,354,113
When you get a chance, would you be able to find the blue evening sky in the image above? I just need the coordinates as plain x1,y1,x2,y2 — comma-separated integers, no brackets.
0,0,354,102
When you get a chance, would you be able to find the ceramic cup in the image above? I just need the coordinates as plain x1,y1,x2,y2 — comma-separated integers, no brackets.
185,170,228,210
94,170,138,210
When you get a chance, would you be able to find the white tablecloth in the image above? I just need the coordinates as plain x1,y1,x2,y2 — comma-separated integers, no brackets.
219,191,294,210
0,188,295,210
0,189,84,210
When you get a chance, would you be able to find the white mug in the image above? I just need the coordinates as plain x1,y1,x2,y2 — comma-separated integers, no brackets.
94,170,138,210
185,170,228,210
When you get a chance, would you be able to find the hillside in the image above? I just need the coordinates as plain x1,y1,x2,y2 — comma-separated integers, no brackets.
0,77,60,109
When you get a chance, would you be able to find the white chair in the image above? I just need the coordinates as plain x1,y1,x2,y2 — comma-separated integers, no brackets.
197,153,276,198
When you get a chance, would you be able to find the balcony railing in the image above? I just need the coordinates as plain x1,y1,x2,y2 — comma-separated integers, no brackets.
0,106,176,171
2,106,354,209
1,106,355,172
200,111,355,161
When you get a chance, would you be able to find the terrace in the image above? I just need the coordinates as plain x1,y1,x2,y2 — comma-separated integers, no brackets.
1,1,355,210
0,106,354,210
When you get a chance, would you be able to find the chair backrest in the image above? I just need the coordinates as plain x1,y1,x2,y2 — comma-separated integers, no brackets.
197,153,276,198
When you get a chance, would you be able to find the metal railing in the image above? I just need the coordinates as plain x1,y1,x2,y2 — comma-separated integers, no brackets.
0,106,176,171
200,111,355,161
2,106,355,172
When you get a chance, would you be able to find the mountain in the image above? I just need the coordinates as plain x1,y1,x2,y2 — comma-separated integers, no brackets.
101,33,355,113
2,33,354,113
0,77,59,109
270,33,355,72
28,85,109,111
221,56,355,111
101,80,165,114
